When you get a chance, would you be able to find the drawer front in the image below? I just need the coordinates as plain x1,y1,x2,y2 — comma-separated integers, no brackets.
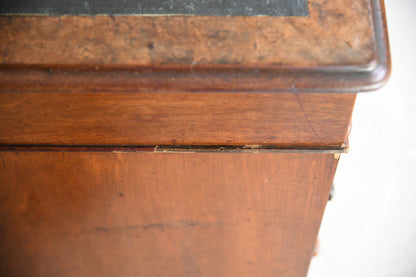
0,151,337,277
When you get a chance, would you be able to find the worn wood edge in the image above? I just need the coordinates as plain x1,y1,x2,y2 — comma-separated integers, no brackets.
304,155,340,275
361,0,391,92
0,144,349,153
0,0,390,93
0,66,389,93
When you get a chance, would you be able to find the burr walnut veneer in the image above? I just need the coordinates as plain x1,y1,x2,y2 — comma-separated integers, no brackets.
0,0,390,276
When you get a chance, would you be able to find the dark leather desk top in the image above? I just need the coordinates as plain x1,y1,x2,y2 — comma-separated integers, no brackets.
0,0,309,16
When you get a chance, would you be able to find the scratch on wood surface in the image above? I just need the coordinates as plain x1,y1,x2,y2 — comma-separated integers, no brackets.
94,220,225,234
1,154,6,170
294,93,321,141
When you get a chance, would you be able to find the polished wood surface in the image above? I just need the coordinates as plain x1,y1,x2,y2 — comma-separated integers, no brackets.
0,2,374,67
0,151,338,277
0,92,356,147
0,0,391,276
0,0,390,92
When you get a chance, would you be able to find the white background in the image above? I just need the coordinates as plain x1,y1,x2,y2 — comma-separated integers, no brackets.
308,0,416,276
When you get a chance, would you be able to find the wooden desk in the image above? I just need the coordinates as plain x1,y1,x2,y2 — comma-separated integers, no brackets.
0,1,390,276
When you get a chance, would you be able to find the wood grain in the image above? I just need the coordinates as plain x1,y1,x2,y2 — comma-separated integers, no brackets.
0,3,374,67
0,0,390,92
0,92,356,147
0,151,338,277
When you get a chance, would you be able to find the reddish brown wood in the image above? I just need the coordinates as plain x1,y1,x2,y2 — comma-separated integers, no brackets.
0,0,390,92
0,1,391,276
0,151,338,277
0,92,356,147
